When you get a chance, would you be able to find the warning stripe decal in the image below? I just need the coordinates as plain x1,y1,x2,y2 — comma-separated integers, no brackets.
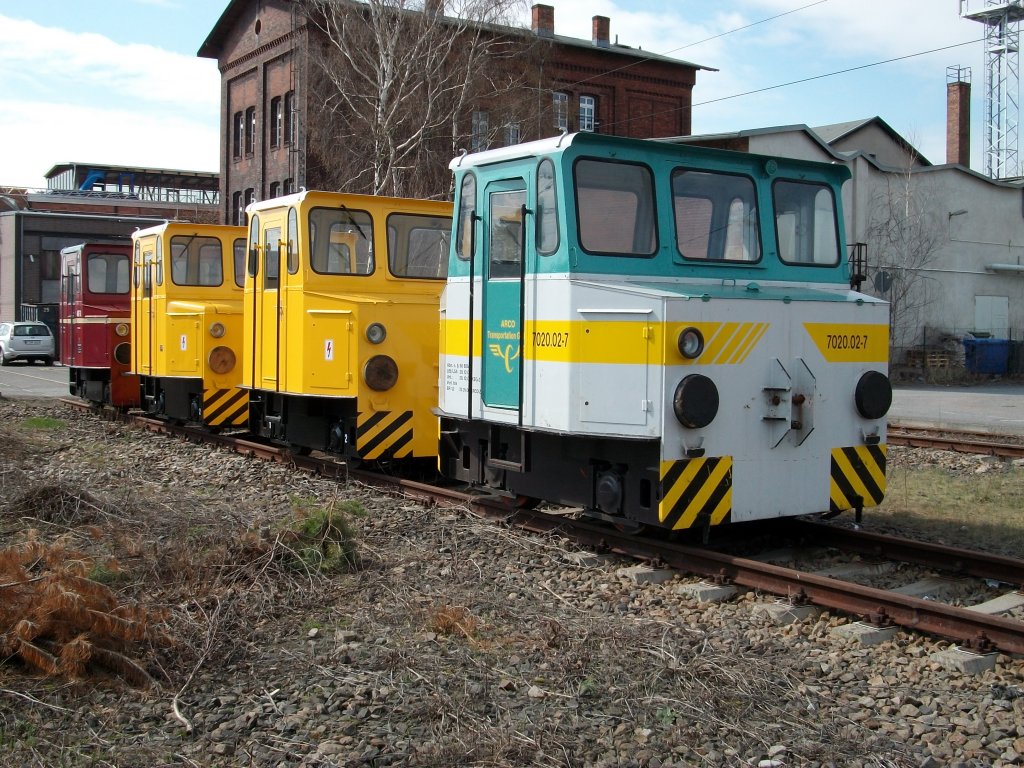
204,388,249,427
830,445,887,513
659,457,733,530
357,410,414,460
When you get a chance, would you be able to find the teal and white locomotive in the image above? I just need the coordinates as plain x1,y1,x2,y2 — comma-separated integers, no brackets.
437,132,891,535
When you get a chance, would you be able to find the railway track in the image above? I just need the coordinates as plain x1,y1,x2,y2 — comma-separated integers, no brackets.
65,400,1024,656
888,422,1024,458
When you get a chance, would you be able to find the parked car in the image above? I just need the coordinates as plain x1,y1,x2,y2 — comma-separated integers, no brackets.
0,321,55,366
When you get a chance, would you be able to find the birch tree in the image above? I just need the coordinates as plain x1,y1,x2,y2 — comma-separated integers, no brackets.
303,0,535,199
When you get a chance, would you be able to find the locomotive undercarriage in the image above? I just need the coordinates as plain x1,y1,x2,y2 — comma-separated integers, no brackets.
441,417,663,527
248,391,358,458
70,369,112,404
141,377,203,422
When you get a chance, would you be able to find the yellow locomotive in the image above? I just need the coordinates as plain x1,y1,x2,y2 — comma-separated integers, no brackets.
243,191,451,462
130,222,248,427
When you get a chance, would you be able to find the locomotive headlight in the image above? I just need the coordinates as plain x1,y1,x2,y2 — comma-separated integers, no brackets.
677,327,705,359
114,323,130,337
114,343,131,365
209,322,226,339
366,322,387,344
364,354,399,391
208,346,236,374
854,370,892,420
672,374,719,429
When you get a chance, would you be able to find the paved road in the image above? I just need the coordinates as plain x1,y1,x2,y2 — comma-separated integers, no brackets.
891,382,1024,434
0,362,70,399
3,362,1024,435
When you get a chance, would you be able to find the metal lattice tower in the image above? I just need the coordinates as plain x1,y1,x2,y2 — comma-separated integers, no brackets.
961,1,1024,178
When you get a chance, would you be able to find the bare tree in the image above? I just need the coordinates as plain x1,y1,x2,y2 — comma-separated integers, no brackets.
864,163,944,352
303,0,536,199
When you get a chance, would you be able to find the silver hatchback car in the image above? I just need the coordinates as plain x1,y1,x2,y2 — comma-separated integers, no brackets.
0,321,55,366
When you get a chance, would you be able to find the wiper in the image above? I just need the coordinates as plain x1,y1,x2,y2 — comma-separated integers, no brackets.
338,205,368,241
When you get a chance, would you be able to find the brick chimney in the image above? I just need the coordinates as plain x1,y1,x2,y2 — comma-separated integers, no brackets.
592,15,610,47
424,0,443,18
532,4,554,37
946,66,971,167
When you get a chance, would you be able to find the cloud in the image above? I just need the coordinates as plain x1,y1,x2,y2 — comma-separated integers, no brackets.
0,100,218,188
0,13,219,188
0,15,218,109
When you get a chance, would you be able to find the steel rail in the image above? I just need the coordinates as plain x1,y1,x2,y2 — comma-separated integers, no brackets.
783,519,1024,586
501,511,1024,655
887,422,1024,458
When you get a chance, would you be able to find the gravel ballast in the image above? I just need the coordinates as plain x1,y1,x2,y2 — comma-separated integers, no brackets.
1,398,1023,768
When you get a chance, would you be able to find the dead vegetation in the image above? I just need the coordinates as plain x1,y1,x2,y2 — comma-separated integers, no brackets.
0,538,162,687
0,407,366,694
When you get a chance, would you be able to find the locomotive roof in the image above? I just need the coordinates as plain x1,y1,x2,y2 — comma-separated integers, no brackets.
450,132,852,182
245,189,452,214
131,221,245,239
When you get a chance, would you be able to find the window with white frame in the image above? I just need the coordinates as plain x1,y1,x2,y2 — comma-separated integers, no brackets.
504,122,521,146
579,95,595,132
553,92,568,131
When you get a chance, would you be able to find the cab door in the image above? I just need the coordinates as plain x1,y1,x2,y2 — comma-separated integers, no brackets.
256,213,287,390
481,178,529,411
61,252,79,367
133,241,157,376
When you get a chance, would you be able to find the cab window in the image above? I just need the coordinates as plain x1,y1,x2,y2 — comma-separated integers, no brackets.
456,173,476,262
170,236,223,286
773,180,840,266
574,158,656,256
672,170,761,263
387,213,451,279
87,252,132,294
309,207,374,275
233,238,246,287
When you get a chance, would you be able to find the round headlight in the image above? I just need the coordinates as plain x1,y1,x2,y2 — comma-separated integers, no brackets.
672,374,719,429
114,342,131,365
854,370,892,420
209,322,226,339
114,322,130,338
364,354,398,391
366,322,387,344
208,346,236,374
677,327,704,359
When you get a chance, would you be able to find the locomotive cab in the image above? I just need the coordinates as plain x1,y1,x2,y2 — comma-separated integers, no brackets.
243,190,452,464
130,223,248,427
59,241,139,408
437,133,892,534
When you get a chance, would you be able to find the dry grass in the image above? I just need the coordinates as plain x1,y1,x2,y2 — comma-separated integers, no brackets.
877,455,1024,556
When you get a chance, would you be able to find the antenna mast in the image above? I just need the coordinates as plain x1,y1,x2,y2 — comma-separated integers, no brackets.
961,0,1024,178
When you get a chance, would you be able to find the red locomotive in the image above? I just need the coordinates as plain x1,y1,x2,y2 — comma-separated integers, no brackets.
60,242,139,408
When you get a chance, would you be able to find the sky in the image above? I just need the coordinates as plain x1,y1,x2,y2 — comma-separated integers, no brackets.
0,0,996,189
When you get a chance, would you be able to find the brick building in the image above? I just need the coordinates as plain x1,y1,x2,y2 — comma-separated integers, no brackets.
198,0,709,225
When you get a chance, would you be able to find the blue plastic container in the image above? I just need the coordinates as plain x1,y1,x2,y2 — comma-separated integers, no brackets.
963,338,1010,374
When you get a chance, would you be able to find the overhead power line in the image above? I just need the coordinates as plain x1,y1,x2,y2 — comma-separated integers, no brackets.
600,38,982,134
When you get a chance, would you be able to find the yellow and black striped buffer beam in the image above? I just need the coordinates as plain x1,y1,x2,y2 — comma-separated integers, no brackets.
830,445,887,513
659,457,733,530
357,410,414,461
204,387,249,427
